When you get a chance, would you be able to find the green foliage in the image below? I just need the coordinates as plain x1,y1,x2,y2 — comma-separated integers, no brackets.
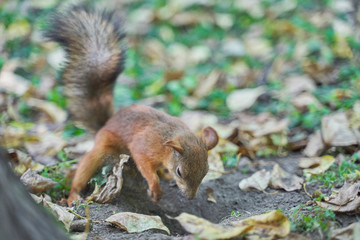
230,210,242,217
41,149,78,199
290,104,331,130
309,155,359,188
62,123,86,139
221,152,238,168
46,86,67,108
89,165,113,187
290,205,335,237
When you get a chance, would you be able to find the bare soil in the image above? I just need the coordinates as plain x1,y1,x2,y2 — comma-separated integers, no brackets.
76,154,358,240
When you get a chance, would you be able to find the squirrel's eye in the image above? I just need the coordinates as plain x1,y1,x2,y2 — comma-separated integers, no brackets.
176,167,182,178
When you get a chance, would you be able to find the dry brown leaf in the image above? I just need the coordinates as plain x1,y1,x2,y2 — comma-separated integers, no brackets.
221,38,245,57
193,70,222,99
244,37,272,59
89,154,129,203
303,130,325,157
300,155,335,176
291,92,322,112
269,164,303,191
316,196,360,213
174,210,290,240
206,187,216,203
226,86,265,112
316,181,360,213
27,98,67,123
283,75,316,96
32,194,74,231
179,111,218,132
106,212,170,234
332,222,360,240
170,11,213,26
231,210,291,239
325,181,360,205
8,149,44,174
302,60,337,84
25,132,66,158
321,112,358,147
20,168,57,193
203,147,225,183
173,212,252,240
239,169,271,191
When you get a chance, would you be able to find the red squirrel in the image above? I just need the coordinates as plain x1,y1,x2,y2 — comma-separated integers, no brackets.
46,5,219,206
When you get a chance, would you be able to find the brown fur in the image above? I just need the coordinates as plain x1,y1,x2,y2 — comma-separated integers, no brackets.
46,6,219,205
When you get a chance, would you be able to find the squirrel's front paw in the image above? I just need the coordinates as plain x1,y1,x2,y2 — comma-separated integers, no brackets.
67,192,82,206
147,188,162,202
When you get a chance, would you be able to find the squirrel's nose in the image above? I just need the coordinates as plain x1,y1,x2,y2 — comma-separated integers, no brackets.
185,187,199,200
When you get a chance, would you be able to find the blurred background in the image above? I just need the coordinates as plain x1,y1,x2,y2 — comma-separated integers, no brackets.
1,0,359,118
0,0,360,160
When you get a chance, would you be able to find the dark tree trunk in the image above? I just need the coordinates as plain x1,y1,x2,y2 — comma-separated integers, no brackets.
0,148,69,240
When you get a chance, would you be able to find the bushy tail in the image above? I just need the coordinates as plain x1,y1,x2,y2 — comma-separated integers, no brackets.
45,5,125,132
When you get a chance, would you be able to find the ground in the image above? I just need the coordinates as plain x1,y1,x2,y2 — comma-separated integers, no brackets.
73,154,358,239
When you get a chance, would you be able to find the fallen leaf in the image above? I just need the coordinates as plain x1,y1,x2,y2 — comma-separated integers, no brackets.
6,19,31,40
300,155,335,176
269,164,303,191
283,75,316,96
226,86,265,112
203,148,225,182
316,196,360,213
0,61,30,95
291,92,322,111
89,154,129,203
193,70,222,99
303,130,325,157
316,181,360,213
174,210,290,240
173,212,252,240
332,222,360,240
325,181,360,206
25,132,66,157
221,38,245,57
321,112,358,147
106,212,170,234
231,210,291,239
32,194,74,231
179,111,218,132
20,168,57,193
239,169,270,191
8,149,44,174
206,187,216,203
27,98,67,123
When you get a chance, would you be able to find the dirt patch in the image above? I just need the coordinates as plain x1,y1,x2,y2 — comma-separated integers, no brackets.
77,154,357,239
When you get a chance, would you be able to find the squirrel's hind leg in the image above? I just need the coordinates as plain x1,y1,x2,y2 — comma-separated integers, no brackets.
67,129,120,206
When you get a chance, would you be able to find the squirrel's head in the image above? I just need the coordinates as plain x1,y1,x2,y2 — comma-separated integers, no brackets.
164,126,218,199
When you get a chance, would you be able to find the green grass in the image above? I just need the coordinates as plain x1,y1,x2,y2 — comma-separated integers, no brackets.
290,205,336,238
309,155,359,188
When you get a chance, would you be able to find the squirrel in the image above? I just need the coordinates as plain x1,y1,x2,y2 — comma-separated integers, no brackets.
45,5,219,206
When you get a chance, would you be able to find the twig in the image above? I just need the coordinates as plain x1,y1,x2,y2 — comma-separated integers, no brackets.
303,183,312,198
68,209,86,220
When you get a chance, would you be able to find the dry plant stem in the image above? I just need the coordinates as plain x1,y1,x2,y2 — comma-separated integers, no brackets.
303,183,312,198
261,189,278,195
67,209,103,224
295,200,314,216
68,209,86,220
83,207,90,240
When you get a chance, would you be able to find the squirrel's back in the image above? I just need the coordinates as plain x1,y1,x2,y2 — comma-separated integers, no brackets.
45,5,125,131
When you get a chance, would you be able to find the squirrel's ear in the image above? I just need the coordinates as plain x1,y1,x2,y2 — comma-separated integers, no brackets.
201,126,219,150
164,140,183,154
